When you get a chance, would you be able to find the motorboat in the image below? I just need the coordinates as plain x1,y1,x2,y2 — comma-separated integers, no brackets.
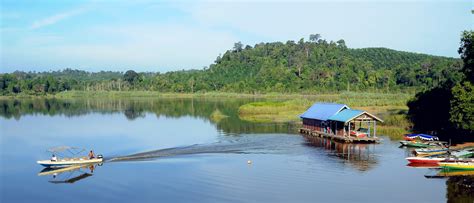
37,146,103,168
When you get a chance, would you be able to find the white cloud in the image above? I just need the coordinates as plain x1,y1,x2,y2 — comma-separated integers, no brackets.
30,7,88,30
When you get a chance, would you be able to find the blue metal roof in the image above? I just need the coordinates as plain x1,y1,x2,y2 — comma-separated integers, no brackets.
300,103,348,120
327,109,364,123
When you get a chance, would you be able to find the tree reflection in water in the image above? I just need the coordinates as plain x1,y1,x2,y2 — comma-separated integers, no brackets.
446,175,474,202
0,98,297,134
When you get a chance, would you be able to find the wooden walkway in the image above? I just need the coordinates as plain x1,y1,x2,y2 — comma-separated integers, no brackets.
299,128,380,143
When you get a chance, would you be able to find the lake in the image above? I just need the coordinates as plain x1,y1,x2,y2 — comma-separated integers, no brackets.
0,98,472,203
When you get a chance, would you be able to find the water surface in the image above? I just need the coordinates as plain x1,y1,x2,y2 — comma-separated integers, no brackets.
0,98,472,202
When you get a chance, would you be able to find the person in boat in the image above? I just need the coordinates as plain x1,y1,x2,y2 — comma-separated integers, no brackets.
51,154,57,162
88,150,95,159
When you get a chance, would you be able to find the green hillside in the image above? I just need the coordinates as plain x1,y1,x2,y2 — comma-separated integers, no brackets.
0,37,463,95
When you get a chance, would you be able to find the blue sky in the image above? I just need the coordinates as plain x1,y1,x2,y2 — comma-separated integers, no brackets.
0,0,472,73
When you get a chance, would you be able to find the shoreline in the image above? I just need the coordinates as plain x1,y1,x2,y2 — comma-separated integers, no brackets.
1,91,412,140
0,90,413,100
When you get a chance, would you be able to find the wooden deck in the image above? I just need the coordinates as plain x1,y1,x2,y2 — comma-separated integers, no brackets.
299,128,380,143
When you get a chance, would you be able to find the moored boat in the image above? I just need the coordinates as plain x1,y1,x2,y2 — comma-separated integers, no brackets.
400,141,431,148
439,161,474,171
403,133,439,141
415,147,449,156
403,134,418,141
451,148,474,158
416,134,439,141
400,140,447,148
437,169,474,177
406,156,446,164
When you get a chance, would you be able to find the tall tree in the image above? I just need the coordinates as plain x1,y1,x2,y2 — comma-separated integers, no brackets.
449,30,474,134
458,31,473,83
336,39,347,49
123,70,139,84
449,81,474,132
309,34,321,42
233,42,243,52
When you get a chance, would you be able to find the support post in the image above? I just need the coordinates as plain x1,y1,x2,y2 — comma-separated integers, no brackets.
348,122,351,137
343,123,346,137
368,120,371,138
374,121,377,138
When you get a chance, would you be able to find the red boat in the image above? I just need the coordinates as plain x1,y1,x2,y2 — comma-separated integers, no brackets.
404,137,415,141
404,133,418,141
350,130,367,138
405,156,445,165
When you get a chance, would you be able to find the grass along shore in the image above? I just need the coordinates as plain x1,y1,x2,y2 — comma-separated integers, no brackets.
1,90,412,139
238,94,412,140
1,90,412,101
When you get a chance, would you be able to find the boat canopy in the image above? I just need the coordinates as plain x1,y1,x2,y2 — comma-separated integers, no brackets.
404,134,439,141
47,146,86,157
417,134,439,141
404,134,419,138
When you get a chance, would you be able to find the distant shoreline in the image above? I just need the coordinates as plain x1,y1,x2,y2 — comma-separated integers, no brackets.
0,90,412,139
0,90,413,100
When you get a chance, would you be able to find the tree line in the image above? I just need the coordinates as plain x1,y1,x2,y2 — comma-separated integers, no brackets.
0,35,463,95
408,30,473,139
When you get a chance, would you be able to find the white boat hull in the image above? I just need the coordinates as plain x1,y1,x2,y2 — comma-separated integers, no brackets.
37,158,103,168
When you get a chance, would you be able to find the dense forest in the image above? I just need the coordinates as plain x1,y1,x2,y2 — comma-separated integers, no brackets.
0,35,463,95
408,30,473,138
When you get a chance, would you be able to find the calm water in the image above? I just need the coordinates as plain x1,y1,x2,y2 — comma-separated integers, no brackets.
0,98,472,203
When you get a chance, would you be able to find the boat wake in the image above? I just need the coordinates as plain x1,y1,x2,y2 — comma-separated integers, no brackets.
107,134,301,162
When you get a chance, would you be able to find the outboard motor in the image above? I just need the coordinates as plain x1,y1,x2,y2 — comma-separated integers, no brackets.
97,154,103,159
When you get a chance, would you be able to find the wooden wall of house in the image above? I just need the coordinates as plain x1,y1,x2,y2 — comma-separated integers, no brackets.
332,121,345,136
302,118,323,132
303,119,353,136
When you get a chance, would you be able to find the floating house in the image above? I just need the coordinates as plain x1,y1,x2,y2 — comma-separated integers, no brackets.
300,103,383,143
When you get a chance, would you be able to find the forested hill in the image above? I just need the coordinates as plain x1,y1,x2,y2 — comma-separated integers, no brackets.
0,37,464,95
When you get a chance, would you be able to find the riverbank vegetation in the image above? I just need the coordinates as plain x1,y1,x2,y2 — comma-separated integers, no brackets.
407,30,473,140
0,35,462,96
238,101,409,139
1,34,470,140
238,93,411,139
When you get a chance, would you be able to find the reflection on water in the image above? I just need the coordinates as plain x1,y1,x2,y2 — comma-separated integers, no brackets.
447,176,474,202
405,145,474,202
1,97,471,202
38,164,98,184
0,98,295,135
427,171,474,202
303,135,378,171
407,163,439,169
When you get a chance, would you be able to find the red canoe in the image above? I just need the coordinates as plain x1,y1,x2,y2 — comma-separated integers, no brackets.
405,157,445,164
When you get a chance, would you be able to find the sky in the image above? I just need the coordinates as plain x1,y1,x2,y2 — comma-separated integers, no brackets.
0,0,472,73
